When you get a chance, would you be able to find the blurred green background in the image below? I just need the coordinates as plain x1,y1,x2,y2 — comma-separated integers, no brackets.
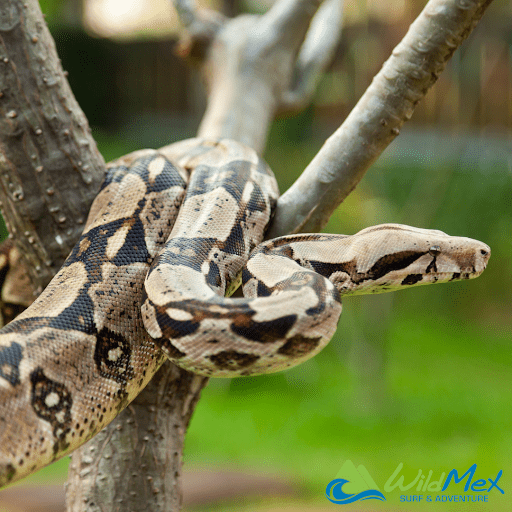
2,0,512,511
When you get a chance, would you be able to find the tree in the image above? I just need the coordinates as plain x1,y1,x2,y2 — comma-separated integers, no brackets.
0,0,494,510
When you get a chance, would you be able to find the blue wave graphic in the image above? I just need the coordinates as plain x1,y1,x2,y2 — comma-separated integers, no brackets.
325,479,387,504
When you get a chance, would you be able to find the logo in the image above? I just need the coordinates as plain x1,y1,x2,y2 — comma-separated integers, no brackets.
325,460,386,504
325,461,504,505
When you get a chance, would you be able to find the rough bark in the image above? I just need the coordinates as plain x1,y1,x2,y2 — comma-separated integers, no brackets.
66,364,207,512
0,0,105,294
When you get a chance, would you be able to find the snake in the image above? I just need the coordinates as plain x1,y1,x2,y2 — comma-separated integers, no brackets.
0,138,490,488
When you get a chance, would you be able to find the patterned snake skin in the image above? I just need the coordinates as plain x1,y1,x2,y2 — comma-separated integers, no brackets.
0,139,490,487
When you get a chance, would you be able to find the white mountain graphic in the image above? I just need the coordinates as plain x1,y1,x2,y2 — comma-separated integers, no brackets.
335,460,382,494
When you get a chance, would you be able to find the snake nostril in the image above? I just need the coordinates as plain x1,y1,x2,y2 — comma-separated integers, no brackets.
429,245,441,257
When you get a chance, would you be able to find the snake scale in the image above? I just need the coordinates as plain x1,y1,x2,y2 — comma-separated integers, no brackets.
0,138,490,487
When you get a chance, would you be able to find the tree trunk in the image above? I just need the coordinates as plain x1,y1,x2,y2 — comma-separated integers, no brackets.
0,0,105,294
66,364,207,512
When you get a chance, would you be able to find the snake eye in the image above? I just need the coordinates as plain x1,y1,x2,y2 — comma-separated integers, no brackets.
429,246,441,256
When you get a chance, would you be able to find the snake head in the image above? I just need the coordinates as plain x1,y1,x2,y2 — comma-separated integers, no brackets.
334,223,490,296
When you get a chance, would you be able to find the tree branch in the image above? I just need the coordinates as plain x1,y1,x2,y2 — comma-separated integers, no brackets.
267,0,495,238
173,0,198,28
280,0,344,111
192,0,343,152
260,0,322,52
172,0,226,63
0,0,106,293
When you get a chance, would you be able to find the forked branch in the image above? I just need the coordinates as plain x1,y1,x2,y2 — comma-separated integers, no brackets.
266,0,495,237
174,0,344,153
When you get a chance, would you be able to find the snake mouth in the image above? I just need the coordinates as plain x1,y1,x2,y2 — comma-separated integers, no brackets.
337,266,486,296
435,270,481,282
399,269,485,289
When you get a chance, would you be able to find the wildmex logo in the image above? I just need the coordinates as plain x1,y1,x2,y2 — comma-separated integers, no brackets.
325,460,386,504
326,461,504,505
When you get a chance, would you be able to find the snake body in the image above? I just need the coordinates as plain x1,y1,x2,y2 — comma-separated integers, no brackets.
0,139,490,487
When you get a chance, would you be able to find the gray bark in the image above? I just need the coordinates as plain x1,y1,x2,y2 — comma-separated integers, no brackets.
180,0,344,153
0,0,105,294
66,364,207,512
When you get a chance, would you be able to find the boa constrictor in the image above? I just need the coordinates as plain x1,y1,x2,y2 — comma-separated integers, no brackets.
0,139,490,487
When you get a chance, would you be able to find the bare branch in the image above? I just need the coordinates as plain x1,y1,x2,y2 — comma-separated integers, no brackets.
173,0,198,29
0,0,106,293
267,0,494,238
172,0,226,62
260,0,322,52
280,0,344,110
188,0,340,152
